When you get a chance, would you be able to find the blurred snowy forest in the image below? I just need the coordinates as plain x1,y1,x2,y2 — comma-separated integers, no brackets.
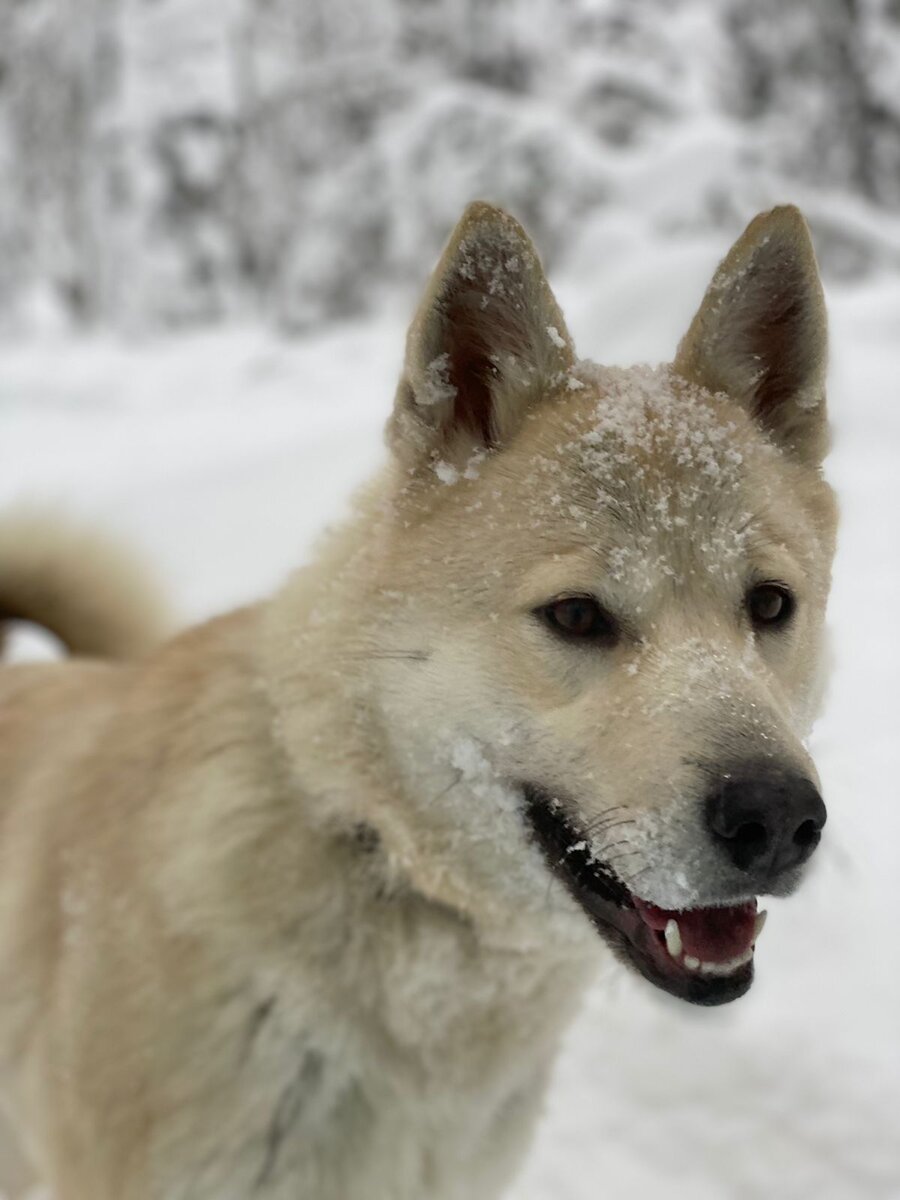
3,0,900,332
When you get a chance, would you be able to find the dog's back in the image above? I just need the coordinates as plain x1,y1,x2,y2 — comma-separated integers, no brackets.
0,514,162,1194
0,529,282,1198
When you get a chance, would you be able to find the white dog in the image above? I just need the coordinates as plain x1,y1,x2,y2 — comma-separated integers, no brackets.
0,202,836,1199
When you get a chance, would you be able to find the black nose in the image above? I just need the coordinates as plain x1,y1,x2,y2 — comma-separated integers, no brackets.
705,765,827,881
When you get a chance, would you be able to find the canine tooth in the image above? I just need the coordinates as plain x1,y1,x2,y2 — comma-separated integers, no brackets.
664,919,682,960
683,955,700,971
754,909,768,940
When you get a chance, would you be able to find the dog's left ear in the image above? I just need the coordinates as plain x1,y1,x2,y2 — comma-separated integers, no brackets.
675,206,828,465
388,201,575,467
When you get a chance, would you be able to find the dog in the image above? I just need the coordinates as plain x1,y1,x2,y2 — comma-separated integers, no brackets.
0,202,837,1199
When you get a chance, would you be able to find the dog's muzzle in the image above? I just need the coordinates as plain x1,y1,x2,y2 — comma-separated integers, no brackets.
522,783,775,1006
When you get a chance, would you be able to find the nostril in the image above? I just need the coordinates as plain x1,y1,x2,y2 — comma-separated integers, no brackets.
730,821,769,868
793,819,820,849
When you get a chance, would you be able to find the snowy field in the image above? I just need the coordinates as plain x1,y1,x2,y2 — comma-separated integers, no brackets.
1,234,899,1199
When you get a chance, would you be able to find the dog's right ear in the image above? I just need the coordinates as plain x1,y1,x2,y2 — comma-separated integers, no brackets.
387,202,574,469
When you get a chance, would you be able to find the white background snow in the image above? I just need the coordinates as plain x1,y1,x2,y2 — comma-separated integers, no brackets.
2,1,900,1196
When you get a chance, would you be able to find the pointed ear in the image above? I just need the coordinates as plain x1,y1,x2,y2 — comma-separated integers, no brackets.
388,202,575,468
674,206,829,464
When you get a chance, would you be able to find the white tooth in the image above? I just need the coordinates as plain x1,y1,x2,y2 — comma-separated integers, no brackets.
664,919,683,960
697,949,754,977
683,955,700,971
754,909,768,940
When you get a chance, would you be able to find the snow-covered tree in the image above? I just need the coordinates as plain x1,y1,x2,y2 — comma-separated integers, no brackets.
1,0,899,331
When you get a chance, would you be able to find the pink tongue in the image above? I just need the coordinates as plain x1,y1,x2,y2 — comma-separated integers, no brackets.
634,897,758,963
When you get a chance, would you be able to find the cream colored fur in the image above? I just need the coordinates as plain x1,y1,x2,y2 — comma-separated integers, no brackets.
0,203,837,1199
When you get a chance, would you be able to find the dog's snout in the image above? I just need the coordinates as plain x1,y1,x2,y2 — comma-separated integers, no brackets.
705,766,827,881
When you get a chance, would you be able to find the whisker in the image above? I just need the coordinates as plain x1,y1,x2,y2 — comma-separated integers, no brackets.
588,804,628,821
603,850,642,867
366,650,430,662
734,514,757,536
623,865,653,887
583,816,636,838
593,839,633,856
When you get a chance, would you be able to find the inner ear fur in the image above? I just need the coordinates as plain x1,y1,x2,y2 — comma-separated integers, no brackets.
388,201,575,467
675,206,829,465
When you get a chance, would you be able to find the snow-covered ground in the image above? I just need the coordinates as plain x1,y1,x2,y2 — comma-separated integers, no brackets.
1,234,899,1199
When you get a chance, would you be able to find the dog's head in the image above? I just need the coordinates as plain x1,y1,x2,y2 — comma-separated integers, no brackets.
371,203,837,1005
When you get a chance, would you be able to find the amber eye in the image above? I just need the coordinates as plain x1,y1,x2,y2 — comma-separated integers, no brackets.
747,583,795,629
539,596,619,646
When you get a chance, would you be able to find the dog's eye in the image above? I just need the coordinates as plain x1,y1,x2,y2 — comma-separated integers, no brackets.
539,596,619,646
747,583,794,630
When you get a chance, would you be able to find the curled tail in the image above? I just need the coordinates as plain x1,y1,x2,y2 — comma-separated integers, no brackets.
0,509,170,659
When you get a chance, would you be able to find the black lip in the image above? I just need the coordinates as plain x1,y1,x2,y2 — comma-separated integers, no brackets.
523,784,633,908
522,783,754,1006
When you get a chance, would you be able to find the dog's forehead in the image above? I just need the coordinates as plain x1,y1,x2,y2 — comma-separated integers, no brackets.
518,363,760,518
547,362,750,486
505,362,796,588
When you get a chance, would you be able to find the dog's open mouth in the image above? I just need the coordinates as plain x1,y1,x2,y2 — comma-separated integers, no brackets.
523,785,762,1005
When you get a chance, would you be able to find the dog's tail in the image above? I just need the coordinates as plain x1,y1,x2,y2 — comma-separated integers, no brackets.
0,509,170,659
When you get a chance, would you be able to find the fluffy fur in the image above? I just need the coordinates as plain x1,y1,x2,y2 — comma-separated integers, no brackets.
0,203,837,1199
0,509,169,659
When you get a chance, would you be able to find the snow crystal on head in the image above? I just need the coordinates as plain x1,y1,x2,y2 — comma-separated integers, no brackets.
420,352,456,408
433,459,460,485
517,361,764,589
456,219,534,300
449,737,521,817
570,362,744,488
432,447,486,485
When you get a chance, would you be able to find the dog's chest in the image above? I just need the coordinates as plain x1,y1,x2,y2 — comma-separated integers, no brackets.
161,940,584,1200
